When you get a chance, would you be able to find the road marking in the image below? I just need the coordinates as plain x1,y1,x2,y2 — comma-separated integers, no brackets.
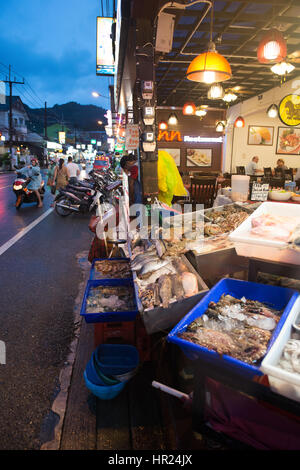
0,185,10,189
0,207,54,256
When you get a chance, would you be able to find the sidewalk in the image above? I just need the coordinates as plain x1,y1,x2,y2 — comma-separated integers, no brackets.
41,306,204,450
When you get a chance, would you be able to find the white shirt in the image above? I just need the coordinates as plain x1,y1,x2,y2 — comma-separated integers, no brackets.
67,162,79,178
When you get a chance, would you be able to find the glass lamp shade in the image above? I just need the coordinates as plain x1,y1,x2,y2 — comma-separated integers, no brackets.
182,102,196,115
234,116,245,128
223,92,237,103
267,104,279,118
158,121,168,130
186,51,232,83
195,107,207,117
257,29,287,64
208,83,224,100
271,61,295,75
216,121,225,132
168,113,178,125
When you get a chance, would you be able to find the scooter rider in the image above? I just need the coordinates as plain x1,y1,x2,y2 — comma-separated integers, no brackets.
16,158,43,208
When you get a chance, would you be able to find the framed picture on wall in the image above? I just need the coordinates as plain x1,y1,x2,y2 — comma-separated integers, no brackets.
163,148,180,166
276,127,300,155
247,126,274,146
186,148,212,167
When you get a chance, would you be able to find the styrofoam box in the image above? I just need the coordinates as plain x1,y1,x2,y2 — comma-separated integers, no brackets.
229,201,300,265
261,295,300,402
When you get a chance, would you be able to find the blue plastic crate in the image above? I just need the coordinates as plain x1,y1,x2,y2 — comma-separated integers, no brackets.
80,278,139,323
167,278,299,379
89,257,132,280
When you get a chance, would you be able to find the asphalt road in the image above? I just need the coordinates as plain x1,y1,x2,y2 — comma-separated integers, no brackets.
0,168,94,450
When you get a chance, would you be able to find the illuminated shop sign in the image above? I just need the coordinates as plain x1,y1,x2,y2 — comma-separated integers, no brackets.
184,136,223,143
158,130,223,143
96,17,115,76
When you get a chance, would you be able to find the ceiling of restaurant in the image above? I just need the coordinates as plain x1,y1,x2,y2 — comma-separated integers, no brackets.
155,0,300,108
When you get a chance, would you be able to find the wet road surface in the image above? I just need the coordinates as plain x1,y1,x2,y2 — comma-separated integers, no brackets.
0,169,93,449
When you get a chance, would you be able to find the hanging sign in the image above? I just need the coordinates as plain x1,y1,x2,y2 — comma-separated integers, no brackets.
58,132,65,144
96,17,115,76
279,94,300,127
125,124,139,150
251,182,270,201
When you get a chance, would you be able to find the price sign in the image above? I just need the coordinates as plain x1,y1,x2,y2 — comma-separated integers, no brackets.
125,124,139,150
251,182,269,201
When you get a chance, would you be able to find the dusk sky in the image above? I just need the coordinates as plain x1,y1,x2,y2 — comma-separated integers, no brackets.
0,0,114,110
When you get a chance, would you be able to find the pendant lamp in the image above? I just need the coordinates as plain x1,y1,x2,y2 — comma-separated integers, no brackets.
257,29,287,64
216,121,226,132
208,83,224,100
234,116,245,128
183,102,196,115
223,91,237,103
195,107,207,117
271,61,295,76
168,113,178,125
158,121,168,130
186,4,231,84
267,103,278,118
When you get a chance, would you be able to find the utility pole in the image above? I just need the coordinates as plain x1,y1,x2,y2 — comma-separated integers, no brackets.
3,65,25,161
44,101,48,140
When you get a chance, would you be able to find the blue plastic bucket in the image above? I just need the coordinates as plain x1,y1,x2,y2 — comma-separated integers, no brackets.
83,371,126,400
94,344,139,376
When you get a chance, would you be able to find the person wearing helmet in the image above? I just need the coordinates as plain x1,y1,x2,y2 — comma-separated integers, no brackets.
16,157,43,207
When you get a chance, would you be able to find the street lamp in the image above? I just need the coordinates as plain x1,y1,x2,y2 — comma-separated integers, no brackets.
92,91,110,99
98,120,103,125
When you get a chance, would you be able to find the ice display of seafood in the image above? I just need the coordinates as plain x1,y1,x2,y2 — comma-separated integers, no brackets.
204,205,250,234
86,285,135,313
277,339,300,375
178,294,282,364
250,214,300,242
93,259,131,279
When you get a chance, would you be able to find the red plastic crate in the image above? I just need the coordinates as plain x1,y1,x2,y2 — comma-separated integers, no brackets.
135,316,152,362
94,321,135,348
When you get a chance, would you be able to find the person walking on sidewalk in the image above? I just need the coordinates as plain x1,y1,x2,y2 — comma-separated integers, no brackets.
52,158,68,193
66,156,80,184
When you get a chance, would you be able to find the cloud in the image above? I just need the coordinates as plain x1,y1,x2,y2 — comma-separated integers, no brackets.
0,0,113,107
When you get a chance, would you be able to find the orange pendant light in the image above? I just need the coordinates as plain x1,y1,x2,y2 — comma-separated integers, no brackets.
182,102,196,115
186,4,231,84
158,121,168,130
187,44,232,84
257,29,287,64
234,116,245,128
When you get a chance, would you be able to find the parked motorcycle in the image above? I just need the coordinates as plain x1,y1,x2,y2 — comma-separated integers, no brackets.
13,170,45,210
54,170,122,217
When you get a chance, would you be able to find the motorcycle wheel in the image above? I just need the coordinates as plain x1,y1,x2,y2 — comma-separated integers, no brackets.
15,195,23,210
55,197,73,217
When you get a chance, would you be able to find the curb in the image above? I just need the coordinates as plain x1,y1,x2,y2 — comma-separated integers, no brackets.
40,252,91,451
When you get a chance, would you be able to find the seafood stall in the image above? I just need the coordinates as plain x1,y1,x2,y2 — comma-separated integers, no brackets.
80,195,300,450
128,231,209,334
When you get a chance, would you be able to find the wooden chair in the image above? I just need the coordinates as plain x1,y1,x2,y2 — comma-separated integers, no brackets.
274,168,284,178
284,168,294,181
190,176,217,209
263,167,272,177
236,166,246,175
262,177,285,189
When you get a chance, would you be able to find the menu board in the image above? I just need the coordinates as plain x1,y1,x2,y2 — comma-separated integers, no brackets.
251,182,269,201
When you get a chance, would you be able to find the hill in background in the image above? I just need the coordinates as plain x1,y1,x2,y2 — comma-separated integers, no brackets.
24,101,106,134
